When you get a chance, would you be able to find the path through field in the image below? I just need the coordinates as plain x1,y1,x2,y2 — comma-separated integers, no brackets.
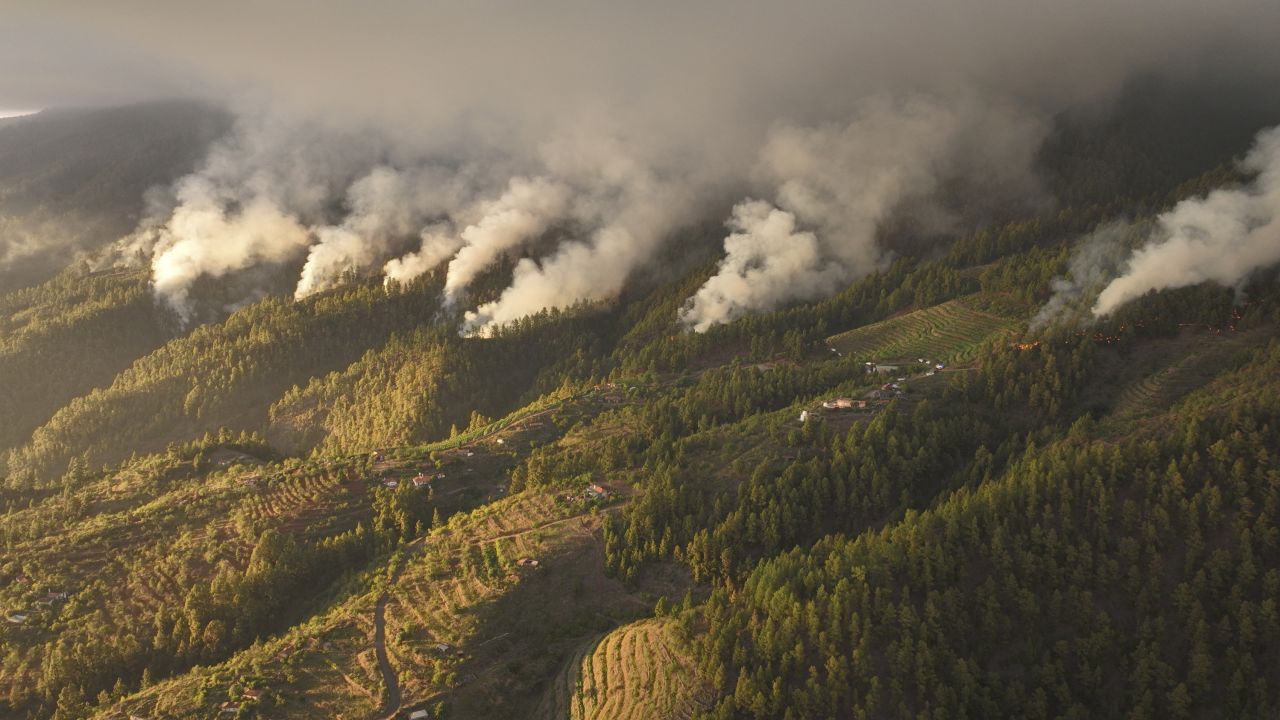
373,593,401,720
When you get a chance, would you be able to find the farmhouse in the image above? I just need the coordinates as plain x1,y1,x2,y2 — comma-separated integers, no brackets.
799,410,810,422
412,474,432,488
822,397,857,410
409,710,432,720
383,479,399,489
586,483,610,500
6,613,28,624
517,557,540,567
241,688,262,701
219,701,240,714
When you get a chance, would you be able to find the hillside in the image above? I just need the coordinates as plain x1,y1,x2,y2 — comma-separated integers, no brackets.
0,267,168,454
2,100,1280,720
0,102,230,289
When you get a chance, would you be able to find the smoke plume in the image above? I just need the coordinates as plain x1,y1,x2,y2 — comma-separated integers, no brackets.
680,95,1047,330
8,0,1280,328
1030,223,1139,329
1093,125,1280,316
441,177,572,306
383,223,463,287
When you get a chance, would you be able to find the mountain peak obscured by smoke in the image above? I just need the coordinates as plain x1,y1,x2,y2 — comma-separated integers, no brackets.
7,0,1280,327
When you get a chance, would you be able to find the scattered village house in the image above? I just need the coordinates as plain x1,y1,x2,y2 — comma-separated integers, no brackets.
241,688,262,701
822,397,862,410
6,613,28,624
586,483,609,500
409,711,431,720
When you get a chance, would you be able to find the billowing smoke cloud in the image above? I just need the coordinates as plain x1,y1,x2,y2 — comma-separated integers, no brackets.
297,165,468,299
1093,125,1280,316
679,202,844,332
129,114,392,318
462,128,705,334
148,192,310,322
8,0,1280,327
442,177,571,305
383,223,462,287
680,95,1047,330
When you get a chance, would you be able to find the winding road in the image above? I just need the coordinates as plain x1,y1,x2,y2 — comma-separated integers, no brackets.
373,593,401,719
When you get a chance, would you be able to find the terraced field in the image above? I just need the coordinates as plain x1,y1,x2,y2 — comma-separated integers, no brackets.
385,491,598,702
827,294,1024,364
1104,331,1263,427
538,618,712,720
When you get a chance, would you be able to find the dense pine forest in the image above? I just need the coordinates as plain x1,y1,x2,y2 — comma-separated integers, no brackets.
2,84,1280,720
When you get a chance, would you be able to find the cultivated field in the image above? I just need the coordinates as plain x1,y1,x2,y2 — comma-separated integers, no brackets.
827,294,1023,364
538,618,712,720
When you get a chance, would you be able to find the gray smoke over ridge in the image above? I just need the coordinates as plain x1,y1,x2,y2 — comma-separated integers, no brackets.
296,165,471,299
1034,124,1280,325
441,177,572,307
680,95,1047,331
7,0,1280,327
115,113,400,319
383,223,464,288
1030,223,1140,329
1093,125,1280,316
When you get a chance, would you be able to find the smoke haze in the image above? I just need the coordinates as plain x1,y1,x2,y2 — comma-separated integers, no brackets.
5,0,1280,327
1093,126,1280,316
680,95,1047,330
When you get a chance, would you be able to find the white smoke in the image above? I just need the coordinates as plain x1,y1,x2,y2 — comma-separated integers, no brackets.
461,130,705,335
680,95,1046,330
20,0,1279,330
1093,125,1280,316
138,114,391,319
1030,223,1137,329
383,222,462,287
149,192,310,322
296,165,467,299
441,176,572,305
678,201,845,332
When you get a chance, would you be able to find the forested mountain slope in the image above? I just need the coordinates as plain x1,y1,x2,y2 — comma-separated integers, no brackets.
2,102,1280,720
0,267,167,455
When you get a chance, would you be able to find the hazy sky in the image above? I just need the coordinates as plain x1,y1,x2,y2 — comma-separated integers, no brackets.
6,0,1279,135
5,0,1280,329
